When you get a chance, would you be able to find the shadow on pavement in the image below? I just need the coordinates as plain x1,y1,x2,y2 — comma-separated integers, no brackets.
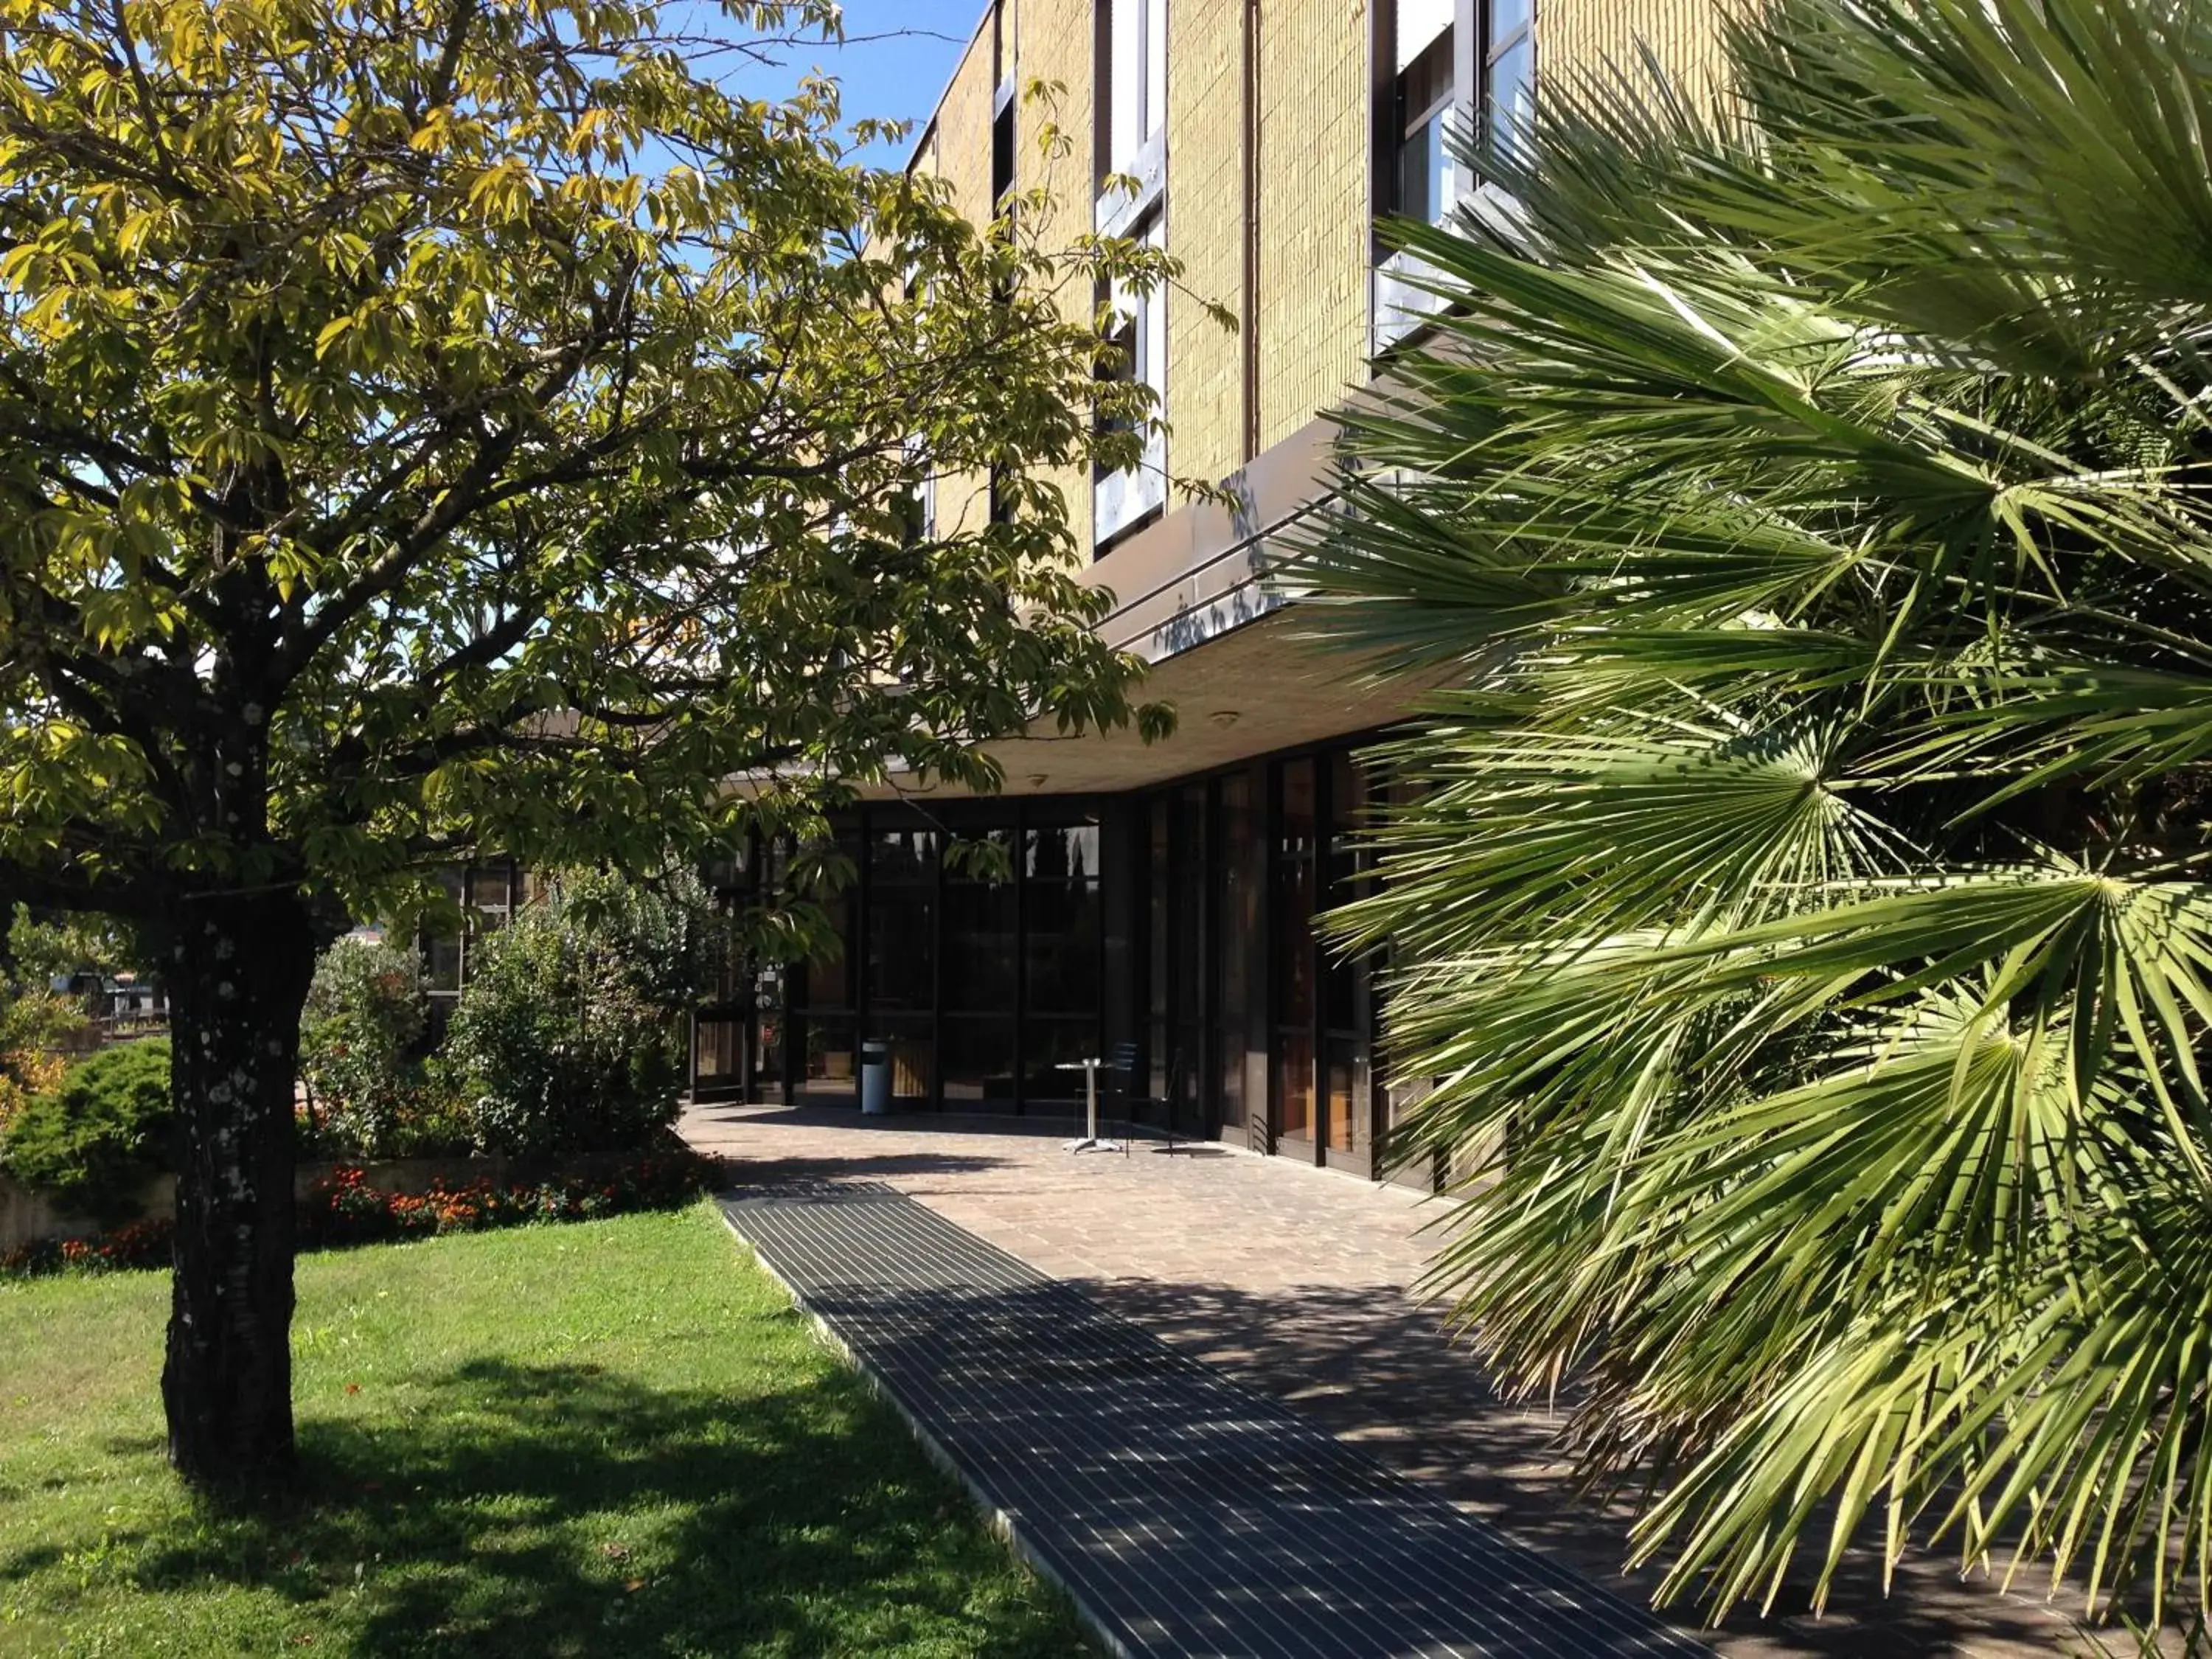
1087,1276,2096,1659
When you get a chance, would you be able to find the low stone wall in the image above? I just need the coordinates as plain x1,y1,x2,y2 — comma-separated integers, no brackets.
0,1172,173,1251
0,1150,654,1251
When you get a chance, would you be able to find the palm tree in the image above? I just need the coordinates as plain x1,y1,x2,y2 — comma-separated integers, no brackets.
1301,0,2212,1632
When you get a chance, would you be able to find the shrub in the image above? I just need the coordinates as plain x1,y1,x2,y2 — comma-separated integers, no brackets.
2,1039,173,1223
442,869,706,1157
0,989,88,1138
298,936,464,1158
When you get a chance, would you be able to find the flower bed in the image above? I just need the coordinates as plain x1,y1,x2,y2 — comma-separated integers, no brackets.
299,1150,716,1248
0,1147,723,1277
0,1216,175,1276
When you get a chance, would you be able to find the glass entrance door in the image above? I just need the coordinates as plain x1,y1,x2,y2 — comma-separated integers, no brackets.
1320,751,1376,1175
1267,750,1378,1171
1271,759,1318,1158
1146,786,1211,1134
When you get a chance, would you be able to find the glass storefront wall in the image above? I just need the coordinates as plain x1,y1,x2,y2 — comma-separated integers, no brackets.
1137,740,1386,1174
765,801,1107,1113
698,737,1411,1181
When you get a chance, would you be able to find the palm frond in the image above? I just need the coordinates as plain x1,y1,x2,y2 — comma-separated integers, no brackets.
1310,0,2212,1630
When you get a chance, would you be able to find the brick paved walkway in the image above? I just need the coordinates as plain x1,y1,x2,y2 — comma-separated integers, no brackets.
682,1102,2087,1658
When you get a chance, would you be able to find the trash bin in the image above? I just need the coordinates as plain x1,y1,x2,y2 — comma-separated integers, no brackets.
860,1040,892,1115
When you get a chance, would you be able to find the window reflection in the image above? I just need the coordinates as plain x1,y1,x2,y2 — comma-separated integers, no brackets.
943,882,1016,1010
796,1019,855,1096
1026,824,1099,881
1484,0,1535,165
1394,24,1455,224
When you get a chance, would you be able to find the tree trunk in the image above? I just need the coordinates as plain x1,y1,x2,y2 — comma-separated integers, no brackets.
160,889,319,1486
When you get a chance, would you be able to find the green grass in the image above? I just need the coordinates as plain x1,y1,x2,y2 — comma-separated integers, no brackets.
0,1203,1085,1658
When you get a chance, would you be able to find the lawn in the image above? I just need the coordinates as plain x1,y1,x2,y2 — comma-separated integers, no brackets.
0,1203,1084,1657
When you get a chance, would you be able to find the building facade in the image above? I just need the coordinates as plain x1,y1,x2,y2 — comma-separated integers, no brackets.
693,0,1732,1183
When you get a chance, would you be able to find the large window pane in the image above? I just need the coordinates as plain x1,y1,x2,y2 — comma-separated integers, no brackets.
1274,758,1318,1144
425,936,462,995
1216,771,1256,1129
870,826,939,883
944,881,1016,1011
1325,1036,1367,1155
1394,24,1455,223
1279,757,1315,856
866,887,935,1013
1277,1028,1313,1141
1026,1016,1103,1107
1026,814,1102,1019
1325,751,1367,1033
866,824,937,1016
795,1017,855,1096
1026,822,1099,882
694,1015,742,1085
1486,31,1540,162
1398,108,1449,225
423,866,467,994
1148,796,1170,1098
876,1015,934,1102
1274,850,1314,1027
789,889,853,1010
751,965,784,1095
1027,880,1100,1014
942,1016,1018,1106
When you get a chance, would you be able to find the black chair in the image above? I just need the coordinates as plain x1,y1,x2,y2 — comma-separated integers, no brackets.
1106,1041,1185,1154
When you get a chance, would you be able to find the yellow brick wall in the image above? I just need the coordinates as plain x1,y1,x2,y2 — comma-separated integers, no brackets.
1164,0,1244,487
933,17,998,238
1254,0,1370,455
1543,0,1741,96
908,0,1745,543
914,12,999,538
1011,0,1102,546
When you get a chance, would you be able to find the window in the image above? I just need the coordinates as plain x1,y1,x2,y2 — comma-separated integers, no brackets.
1093,212,1167,548
993,93,1016,209
1393,0,1455,224
771,804,1104,1113
420,860,521,1001
1380,0,1535,225
1102,0,1166,183
1484,0,1534,162
992,0,1016,88
1374,0,1535,351
992,1,1019,223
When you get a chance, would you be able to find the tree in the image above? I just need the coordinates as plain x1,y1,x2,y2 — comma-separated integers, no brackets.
0,0,1174,1483
0,900,146,989
1304,0,2212,1631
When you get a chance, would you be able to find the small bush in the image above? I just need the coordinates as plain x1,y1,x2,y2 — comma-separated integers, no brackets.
2,1039,173,1223
0,989,89,1138
299,936,464,1158
443,868,706,1158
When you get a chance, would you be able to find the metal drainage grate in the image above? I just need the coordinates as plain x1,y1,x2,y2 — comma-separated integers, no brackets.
722,1182,1711,1659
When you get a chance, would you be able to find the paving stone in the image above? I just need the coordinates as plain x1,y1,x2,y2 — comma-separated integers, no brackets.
683,1105,2090,1657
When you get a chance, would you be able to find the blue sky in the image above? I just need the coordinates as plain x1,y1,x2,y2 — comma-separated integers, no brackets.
726,1,984,168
